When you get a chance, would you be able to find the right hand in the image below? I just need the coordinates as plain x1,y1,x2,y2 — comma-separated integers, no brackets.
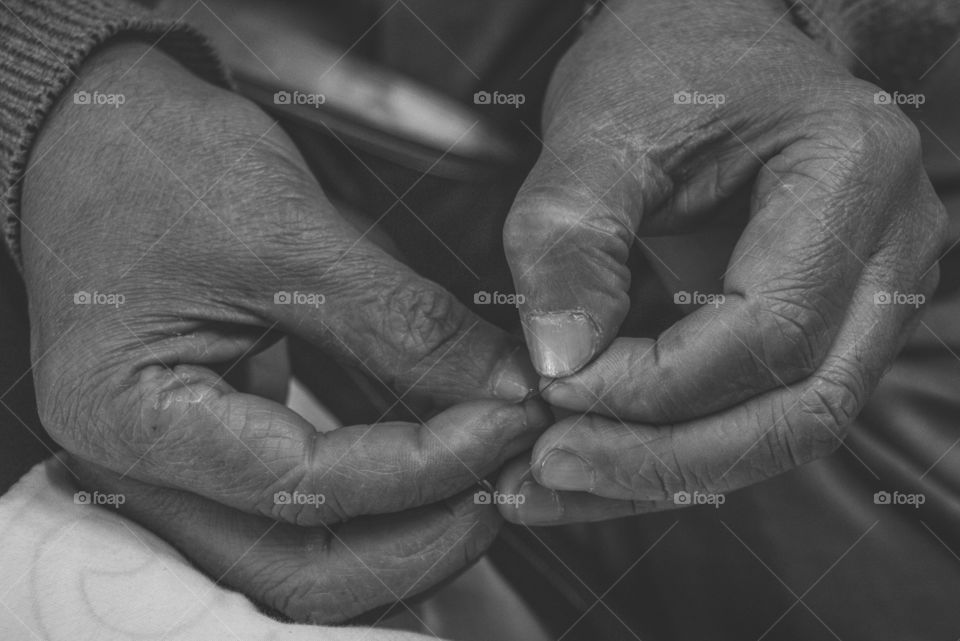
497,0,946,524
21,42,544,622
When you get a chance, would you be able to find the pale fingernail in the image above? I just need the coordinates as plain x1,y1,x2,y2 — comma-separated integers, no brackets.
539,449,595,491
541,380,591,409
524,312,598,377
517,481,564,522
492,346,539,401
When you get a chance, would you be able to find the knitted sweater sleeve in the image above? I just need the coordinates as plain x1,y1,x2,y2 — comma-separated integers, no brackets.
0,0,227,266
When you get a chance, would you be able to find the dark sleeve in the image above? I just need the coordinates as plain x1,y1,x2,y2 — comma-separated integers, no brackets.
785,0,960,89
0,0,228,267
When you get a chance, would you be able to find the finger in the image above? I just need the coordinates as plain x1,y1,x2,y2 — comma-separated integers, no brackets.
70,458,500,625
495,457,674,525
530,257,941,498
543,134,939,423
504,147,660,378
60,358,550,526
252,207,538,404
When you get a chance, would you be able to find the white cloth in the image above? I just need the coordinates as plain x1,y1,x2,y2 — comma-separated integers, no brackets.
0,457,437,641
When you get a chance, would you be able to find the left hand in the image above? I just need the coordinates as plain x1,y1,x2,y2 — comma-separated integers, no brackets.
497,0,949,523
22,42,543,621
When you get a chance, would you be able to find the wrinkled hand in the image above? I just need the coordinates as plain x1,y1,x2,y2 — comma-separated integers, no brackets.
498,0,949,523
22,43,544,621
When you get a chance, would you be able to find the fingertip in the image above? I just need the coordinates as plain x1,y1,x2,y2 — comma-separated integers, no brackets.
494,458,564,524
449,487,502,522
520,397,552,430
493,458,529,522
515,480,565,523
491,344,540,401
535,448,596,492
541,378,594,411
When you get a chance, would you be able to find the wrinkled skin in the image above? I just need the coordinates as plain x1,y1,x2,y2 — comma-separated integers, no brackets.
18,0,952,623
21,42,545,622
497,0,950,524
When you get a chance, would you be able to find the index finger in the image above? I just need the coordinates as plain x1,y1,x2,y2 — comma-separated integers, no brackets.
69,458,501,625
61,360,550,526
528,261,937,500
543,130,939,424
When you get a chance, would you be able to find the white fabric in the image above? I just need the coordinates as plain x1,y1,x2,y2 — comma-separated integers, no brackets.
0,457,438,641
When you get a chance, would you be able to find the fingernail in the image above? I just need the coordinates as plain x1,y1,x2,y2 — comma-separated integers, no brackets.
492,345,539,401
524,312,598,377
539,449,595,491
517,481,564,522
521,398,552,429
540,380,591,409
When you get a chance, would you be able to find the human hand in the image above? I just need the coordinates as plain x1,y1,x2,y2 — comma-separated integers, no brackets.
499,0,948,523
21,42,544,620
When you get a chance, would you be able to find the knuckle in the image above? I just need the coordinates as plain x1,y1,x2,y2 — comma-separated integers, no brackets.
614,426,689,497
868,109,923,162
373,278,469,375
289,440,355,525
767,397,815,471
819,94,923,172
272,577,324,623
630,342,700,423
264,549,372,625
445,403,517,466
789,369,862,460
752,294,829,381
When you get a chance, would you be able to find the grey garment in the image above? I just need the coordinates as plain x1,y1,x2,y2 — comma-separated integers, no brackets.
0,0,226,270
786,0,960,88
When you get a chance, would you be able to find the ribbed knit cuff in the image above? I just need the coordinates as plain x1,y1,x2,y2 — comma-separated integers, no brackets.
0,0,228,269
784,0,960,89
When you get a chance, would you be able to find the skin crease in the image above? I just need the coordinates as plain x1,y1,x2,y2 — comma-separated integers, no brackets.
20,41,547,623
12,0,949,624
497,0,950,524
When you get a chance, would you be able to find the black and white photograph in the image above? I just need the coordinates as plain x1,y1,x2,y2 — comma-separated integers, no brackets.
1,0,959,639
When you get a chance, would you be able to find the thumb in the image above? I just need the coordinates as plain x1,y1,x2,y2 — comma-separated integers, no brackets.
504,146,655,377
253,210,539,404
